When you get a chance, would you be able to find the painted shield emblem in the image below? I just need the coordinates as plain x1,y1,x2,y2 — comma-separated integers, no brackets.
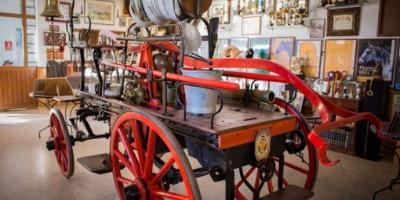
255,128,271,161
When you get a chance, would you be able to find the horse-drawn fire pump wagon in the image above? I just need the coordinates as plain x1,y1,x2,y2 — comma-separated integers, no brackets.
38,0,385,199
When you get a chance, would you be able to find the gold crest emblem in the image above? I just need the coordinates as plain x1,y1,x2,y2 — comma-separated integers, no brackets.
255,128,271,161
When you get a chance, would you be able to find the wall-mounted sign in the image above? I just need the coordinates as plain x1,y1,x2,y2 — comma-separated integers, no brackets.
4,41,12,51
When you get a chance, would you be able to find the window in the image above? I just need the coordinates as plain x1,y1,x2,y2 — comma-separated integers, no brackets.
0,0,36,67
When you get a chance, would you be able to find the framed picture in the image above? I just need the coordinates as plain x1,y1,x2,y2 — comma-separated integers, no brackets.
378,0,400,36
327,7,360,36
230,37,249,52
213,39,229,58
46,1,70,23
323,39,357,79
270,37,295,68
395,40,400,90
43,32,66,46
250,38,271,59
119,17,127,27
209,0,231,24
296,40,322,78
85,0,115,25
309,19,325,38
242,16,262,35
356,39,396,81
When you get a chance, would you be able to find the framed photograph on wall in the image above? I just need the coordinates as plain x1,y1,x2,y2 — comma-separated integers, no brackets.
43,32,66,46
242,16,262,35
309,19,325,38
250,38,271,59
323,39,357,79
356,39,396,82
296,40,322,78
85,0,115,25
395,39,400,90
209,0,231,24
327,7,360,36
270,37,295,68
46,1,71,23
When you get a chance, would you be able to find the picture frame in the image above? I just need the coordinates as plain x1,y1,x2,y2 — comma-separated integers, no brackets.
296,40,322,78
309,19,325,38
378,0,400,36
327,7,360,36
356,39,397,82
43,32,66,46
395,39,400,90
85,0,115,25
209,0,231,24
119,17,127,27
323,39,357,79
242,16,262,35
249,38,271,59
270,37,295,68
46,1,71,23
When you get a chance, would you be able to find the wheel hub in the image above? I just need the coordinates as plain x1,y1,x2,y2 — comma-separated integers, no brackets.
124,178,148,200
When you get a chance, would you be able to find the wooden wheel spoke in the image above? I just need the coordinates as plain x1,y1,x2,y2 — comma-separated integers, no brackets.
116,176,135,185
50,126,58,138
114,149,139,177
283,161,309,175
267,181,274,193
60,150,68,170
118,128,142,177
150,157,175,185
130,120,146,169
152,189,190,200
144,130,156,180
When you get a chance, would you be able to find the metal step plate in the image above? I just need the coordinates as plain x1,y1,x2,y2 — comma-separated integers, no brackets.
261,185,314,200
77,153,112,174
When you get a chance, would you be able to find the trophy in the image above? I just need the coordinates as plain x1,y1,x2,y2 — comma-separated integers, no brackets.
355,83,361,99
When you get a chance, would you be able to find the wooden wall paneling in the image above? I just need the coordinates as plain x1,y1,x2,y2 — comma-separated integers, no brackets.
0,68,38,110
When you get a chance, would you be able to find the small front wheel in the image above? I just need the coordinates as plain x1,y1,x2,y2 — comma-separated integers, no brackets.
49,108,74,178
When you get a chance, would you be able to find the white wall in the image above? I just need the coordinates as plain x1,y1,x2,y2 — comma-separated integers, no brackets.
35,0,128,67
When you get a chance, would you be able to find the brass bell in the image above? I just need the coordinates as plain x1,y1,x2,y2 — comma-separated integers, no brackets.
41,0,63,18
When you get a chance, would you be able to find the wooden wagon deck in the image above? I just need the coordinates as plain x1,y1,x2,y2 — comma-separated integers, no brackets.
77,91,296,149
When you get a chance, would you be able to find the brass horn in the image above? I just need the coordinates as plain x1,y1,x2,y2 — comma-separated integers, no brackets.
41,0,62,18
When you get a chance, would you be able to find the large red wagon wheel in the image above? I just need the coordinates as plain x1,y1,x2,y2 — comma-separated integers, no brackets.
235,101,317,199
49,108,75,178
110,109,201,200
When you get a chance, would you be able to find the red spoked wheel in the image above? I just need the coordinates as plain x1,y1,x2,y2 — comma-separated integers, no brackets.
110,109,201,200
49,108,75,178
234,103,317,199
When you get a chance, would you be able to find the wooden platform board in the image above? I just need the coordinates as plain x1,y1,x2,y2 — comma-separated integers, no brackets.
77,91,297,149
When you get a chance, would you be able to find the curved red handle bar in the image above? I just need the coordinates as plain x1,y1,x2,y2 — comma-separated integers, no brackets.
101,60,240,91
184,57,384,167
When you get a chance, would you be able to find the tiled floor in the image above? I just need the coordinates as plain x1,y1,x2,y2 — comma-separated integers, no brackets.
0,108,398,200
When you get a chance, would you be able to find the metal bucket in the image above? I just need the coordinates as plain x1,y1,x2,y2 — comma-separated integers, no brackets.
181,69,223,114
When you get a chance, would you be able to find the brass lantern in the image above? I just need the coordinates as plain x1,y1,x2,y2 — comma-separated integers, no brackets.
41,0,62,18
